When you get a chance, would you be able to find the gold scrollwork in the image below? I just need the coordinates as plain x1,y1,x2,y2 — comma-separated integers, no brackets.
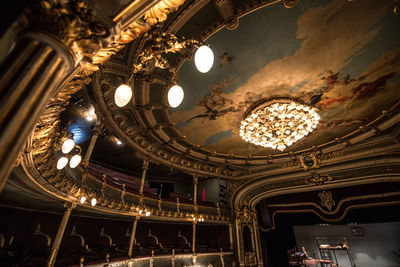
305,172,333,185
318,191,335,211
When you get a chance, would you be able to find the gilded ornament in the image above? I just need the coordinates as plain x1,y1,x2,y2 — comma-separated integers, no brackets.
318,191,335,211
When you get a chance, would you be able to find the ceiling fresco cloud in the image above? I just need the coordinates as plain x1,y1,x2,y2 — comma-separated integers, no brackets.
170,0,400,156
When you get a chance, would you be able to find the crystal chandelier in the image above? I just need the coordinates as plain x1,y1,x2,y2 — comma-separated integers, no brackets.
239,98,320,151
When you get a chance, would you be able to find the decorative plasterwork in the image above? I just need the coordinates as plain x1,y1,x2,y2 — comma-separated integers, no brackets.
94,0,400,179
18,0,232,223
318,191,335,211
231,140,400,210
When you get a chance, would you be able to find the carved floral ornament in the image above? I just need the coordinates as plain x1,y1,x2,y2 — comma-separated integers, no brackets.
318,191,335,211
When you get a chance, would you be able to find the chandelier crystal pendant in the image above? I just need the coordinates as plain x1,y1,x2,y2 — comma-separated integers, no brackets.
239,98,320,151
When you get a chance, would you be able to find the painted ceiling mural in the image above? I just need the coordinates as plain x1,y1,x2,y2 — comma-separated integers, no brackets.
170,0,400,156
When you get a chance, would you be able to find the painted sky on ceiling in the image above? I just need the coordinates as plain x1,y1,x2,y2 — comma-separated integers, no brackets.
170,0,400,156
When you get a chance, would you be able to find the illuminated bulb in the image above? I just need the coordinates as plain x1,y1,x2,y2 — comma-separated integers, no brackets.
91,198,97,206
57,157,68,170
86,116,93,121
168,85,184,108
145,211,151,216
69,154,81,168
116,140,122,145
239,100,319,151
138,209,143,215
62,139,75,154
194,45,214,73
80,196,86,204
114,84,132,107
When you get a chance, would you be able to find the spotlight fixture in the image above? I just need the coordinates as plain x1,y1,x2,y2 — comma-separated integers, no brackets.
61,139,75,154
91,198,97,206
114,84,132,107
69,154,82,169
240,98,320,151
194,45,214,73
168,85,184,108
80,196,86,204
57,157,68,170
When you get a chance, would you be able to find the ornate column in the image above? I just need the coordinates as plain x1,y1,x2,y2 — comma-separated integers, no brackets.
127,216,140,258
0,0,109,192
192,220,197,255
0,31,75,192
47,202,76,267
234,213,244,266
252,214,264,267
83,123,102,165
193,175,198,205
139,159,149,195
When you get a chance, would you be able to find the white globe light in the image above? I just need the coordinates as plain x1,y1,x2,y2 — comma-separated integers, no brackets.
69,154,82,168
168,85,184,108
57,157,68,170
80,196,86,204
145,211,151,216
194,45,214,73
62,139,75,154
114,84,132,107
91,198,97,206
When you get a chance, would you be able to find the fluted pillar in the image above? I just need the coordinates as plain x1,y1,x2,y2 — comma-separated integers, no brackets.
128,216,140,258
0,32,75,192
47,202,76,267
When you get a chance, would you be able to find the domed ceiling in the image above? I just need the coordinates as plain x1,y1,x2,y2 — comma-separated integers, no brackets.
93,0,400,179
171,0,400,156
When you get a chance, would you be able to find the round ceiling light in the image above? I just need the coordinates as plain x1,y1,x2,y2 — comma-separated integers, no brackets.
69,154,82,168
240,99,320,151
194,45,214,73
61,139,75,154
57,157,68,170
114,84,132,107
168,85,184,108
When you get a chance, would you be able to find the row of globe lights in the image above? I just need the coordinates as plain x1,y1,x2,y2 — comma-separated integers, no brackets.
114,45,214,109
80,195,97,206
239,101,320,151
56,46,214,208
57,138,82,170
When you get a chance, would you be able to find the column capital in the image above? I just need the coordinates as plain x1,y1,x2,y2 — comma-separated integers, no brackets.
92,123,103,136
142,158,149,170
21,0,110,71
64,202,76,210
193,175,198,184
